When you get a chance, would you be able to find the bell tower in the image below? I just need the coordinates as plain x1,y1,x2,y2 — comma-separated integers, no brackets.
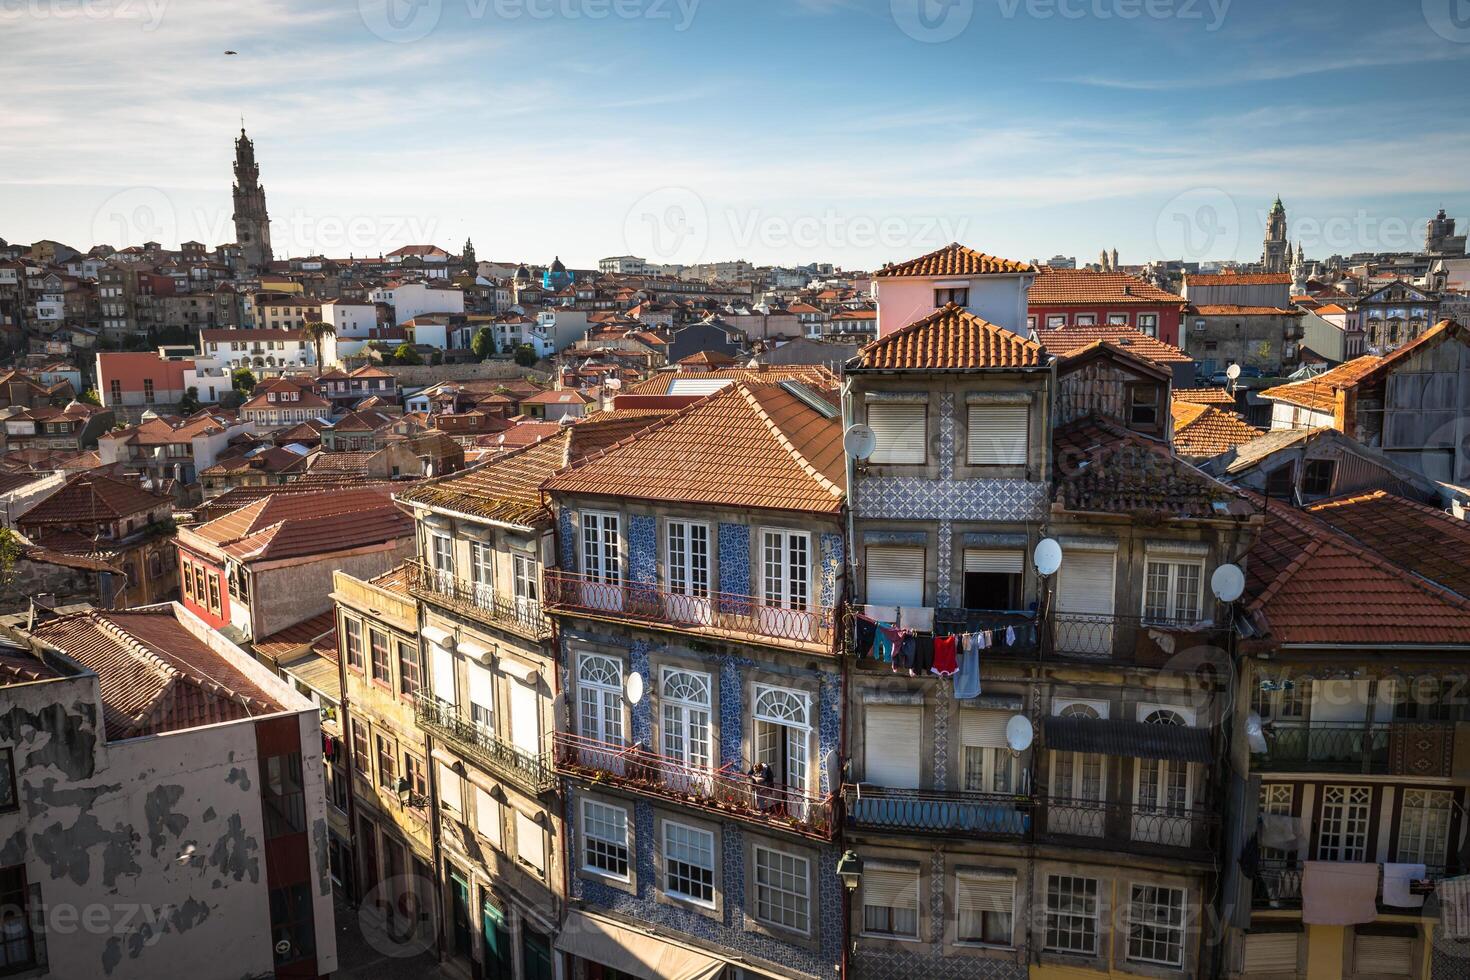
232,127,274,272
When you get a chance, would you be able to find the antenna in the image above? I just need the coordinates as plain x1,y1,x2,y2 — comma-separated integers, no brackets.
1033,538,1063,577
843,423,876,461
1211,563,1246,603
1005,715,1034,753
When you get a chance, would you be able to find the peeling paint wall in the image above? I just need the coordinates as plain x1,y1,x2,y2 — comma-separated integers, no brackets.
0,666,338,979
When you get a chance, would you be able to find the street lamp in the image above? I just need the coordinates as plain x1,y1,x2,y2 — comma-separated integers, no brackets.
836,850,864,892
395,777,428,809
836,850,863,977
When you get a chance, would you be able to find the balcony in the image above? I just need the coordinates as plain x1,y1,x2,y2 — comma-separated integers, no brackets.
1039,796,1219,858
553,732,837,841
1047,613,1231,666
1255,860,1449,912
415,696,557,796
1253,722,1456,777
842,785,1033,838
407,560,551,641
543,571,835,655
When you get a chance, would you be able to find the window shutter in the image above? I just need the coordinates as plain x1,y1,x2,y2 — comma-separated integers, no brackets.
864,705,921,789
967,404,1028,465
863,867,919,910
963,549,1023,574
868,403,927,464
866,546,925,607
1243,933,1299,973
474,787,501,847
509,680,541,757
431,645,457,704
516,812,545,872
961,710,1011,749
957,873,1014,918
438,762,463,813
1057,550,1116,615
1354,934,1413,975
468,662,494,715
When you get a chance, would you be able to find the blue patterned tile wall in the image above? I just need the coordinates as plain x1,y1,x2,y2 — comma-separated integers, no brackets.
719,660,745,768
819,532,844,613
629,514,657,585
558,506,576,570
717,522,750,596
629,638,653,746
855,478,1048,521
817,674,841,795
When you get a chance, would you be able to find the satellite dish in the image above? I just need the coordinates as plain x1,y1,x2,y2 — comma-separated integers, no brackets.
1033,538,1063,577
843,424,876,461
1225,363,1242,381
1211,563,1246,603
625,671,645,706
1005,715,1034,752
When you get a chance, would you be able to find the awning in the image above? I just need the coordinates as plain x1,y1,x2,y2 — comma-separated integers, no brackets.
554,910,726,980
1043,716,1212,764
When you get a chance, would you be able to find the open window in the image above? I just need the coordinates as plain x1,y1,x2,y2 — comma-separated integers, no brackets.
962,549,1023,611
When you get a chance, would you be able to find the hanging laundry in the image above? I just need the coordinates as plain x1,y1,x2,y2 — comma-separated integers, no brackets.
874,624,900,663
1005,625,1017,647
854,618,878,660
954,637,981,699
893,631,916,671
911,634,935,675
931,635,958,677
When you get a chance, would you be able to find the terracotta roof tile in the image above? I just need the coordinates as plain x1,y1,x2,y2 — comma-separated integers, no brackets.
855,304,1042,370
19,472,171,526
253,610,336,663
1028,267,1184,306
1172,387,1238,407
1186,272,1293,286
628,366,836,395
183,485,411,562
1257,355,1384,412
1305,490,1470,601
874,242,1034,278
1191,305,1301,316
1038,326,1193,365
1170,402,1263,459
546,382,845,514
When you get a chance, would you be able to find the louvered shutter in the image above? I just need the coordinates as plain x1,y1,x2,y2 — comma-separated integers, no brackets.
516,812,545,872
956,873,1014,918
509,680,541,757
961,710,1011,749
438,762,463,814
1354,934,1413,975
963,549,1024,573
967,404,1029,465
864,705,920,789
1057,550,1116,615
868,402,927,464
1243,932,1299,973
866,546,925,607
863,867,919,913
431,644,457,704
468,662,494,719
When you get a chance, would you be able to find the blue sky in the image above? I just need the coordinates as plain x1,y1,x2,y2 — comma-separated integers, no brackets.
4,0,1470,269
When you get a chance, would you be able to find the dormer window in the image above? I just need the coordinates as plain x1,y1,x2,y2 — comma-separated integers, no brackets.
934,287,969,307
1127,385,1159,429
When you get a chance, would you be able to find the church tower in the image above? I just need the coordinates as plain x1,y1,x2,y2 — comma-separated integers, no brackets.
232,127,273,272
1261,196,1288,273
462,237,477,273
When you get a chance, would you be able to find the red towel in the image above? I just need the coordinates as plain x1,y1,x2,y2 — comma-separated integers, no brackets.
931,635,958,677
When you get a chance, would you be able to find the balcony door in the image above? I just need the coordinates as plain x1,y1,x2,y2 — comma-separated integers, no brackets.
1055,548,1115,656
430,532,455,593
469,539,494,611
580,512,622,611
760,529,813,640
666,521,712,625
753,685,812,819
1049,704,1106,837
577,654,626,772
512,552,540,627
660,668,713,795
1132,710,1193,846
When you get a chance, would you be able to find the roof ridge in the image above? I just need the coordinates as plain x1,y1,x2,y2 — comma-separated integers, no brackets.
550,385,737,480
736,383,843,500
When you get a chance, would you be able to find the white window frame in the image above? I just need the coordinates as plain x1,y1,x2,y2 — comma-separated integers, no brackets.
761,528,812,612
577,653,625,747
1398,788,1453,867
666,519,712,598
955,872,1015,948
753,845,811,936
579,798,631,882
430,532,454,578
515,811,546,875
1317,785,1372,862
1142,557,1203,624
1125,884,1186,968
660,667,713,771
473,786,501,849
1044,874,1099,955
581,511,621,584
967,403,1029,466
662,820,716,907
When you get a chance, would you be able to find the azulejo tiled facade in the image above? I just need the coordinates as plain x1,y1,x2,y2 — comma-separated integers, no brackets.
853,478,1048,522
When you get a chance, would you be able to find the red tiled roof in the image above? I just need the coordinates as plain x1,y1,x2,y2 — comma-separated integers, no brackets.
183,485,411,562
1257,356,1384,412
1244,495,1470,647
1170,402,1263,459
1172,387,1238,407
874,243,1033,278
252,610,337,663
1037,325,1193,365
546,382,845,514
1305,490,1470,601
1028,268,1184,306
31,608,283,739
1185,272,1292,286
856,304,1042,370
629,366,836,395
19,472,170,526
1191,305,1301,316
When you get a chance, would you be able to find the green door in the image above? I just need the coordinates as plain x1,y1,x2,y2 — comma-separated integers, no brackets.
449,871,472,959
521,925,553,980
481,892,513,980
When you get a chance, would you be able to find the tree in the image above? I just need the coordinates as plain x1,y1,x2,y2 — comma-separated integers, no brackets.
78,388,102,406
0,528,21,597
393,344,423,366
513,344,539,368
470,327,496,361
231,368,257,397
303,320,337,370
178,386,201,415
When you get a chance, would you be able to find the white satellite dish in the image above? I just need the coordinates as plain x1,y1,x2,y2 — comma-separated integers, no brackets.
1211,563,1246,603
1225,363,1242,381
1033,538,1063,577
843,424,877,461
606,377,622,390
1005,714,1034,752
625,671,645,706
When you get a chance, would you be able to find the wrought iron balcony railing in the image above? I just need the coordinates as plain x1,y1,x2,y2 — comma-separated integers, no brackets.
842,785,1033,837
1040,796,1220,855
543,570,835,653
415,695,557,796
1047,613,1231,666
407,560,551,640
553,732,836,840
1253,722,1455,776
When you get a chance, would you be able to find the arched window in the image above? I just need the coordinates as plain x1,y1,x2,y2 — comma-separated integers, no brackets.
1143,709,1186,726
661,668,712,772
754,686,809,728
578,655,624,746
1058,703,1100,720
